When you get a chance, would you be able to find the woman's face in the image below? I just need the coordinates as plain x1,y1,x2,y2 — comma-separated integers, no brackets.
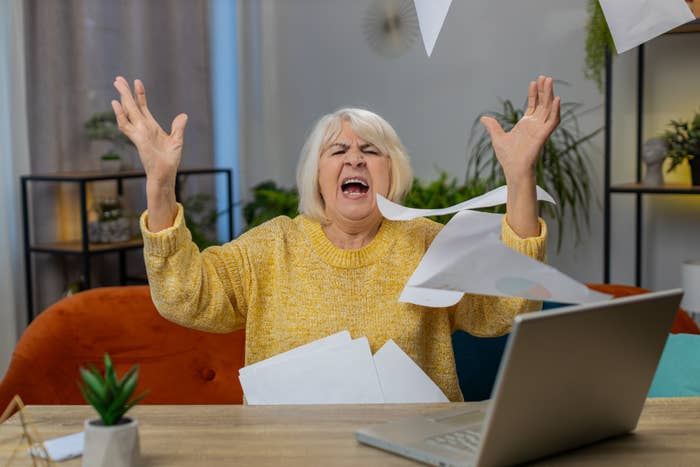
317,121,391,224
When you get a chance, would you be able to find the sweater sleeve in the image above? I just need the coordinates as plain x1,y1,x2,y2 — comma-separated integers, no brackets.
450,215,547,336
140,203,249,333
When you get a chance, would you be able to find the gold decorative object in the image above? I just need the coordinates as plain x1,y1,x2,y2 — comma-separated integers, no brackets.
0,396,53,466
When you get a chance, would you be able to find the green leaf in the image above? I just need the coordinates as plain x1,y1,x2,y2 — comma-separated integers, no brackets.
79,367,108,403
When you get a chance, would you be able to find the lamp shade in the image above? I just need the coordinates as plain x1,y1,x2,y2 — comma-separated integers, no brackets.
681,260,700,313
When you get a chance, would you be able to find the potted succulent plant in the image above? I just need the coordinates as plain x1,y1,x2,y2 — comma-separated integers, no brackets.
663,111,700,186
78,353,147,467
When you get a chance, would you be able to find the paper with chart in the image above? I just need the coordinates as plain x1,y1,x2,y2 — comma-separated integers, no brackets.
378,186,611,306
413,0,453,56
598,0,695,53
238,332,448,404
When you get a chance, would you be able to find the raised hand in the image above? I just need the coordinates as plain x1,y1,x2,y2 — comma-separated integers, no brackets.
480,76,561,186
480,76,560,238
112,76,186,231
111,76,188,187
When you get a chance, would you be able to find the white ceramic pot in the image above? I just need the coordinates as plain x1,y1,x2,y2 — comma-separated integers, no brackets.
83,417,139,467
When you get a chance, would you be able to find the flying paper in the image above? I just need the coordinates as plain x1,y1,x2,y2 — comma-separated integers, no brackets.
599,0,695,53
378,186,611,306
413,0,453,57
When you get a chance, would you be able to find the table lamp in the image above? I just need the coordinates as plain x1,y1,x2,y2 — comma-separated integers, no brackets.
681,260,700,322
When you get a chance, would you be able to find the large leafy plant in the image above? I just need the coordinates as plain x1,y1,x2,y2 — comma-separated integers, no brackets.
84,111,134,147
466,97,601,251
78,353,148,426
243,181,299,231
663,111,700,172
584,0,615,93
403,171,502,225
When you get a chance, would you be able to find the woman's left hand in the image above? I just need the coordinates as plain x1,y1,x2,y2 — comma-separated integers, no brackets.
480,76,560,186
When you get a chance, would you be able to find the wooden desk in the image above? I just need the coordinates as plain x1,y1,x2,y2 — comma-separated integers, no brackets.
2,398,699,466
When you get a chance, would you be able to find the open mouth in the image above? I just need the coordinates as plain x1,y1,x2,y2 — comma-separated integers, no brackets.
341,177,370,197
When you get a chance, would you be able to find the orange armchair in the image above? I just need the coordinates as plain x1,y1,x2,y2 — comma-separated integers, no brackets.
0,286,246,410
587,283,700,334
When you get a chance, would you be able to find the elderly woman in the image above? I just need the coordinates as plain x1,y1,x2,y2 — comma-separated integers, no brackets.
112,75,559,402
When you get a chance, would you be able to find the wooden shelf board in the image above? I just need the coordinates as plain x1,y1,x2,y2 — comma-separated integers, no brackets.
610,183,700,194
23,167,230,182
669,18,700,34
31,238,144,254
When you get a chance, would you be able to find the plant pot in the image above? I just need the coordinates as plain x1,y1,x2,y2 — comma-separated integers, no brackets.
83,417,139,467
100,158,122,172
690,157,700,186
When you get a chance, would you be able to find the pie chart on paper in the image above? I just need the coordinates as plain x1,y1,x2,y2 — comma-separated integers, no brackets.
495,277,553,300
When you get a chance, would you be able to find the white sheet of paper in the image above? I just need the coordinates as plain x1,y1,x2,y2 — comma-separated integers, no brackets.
239,337,384,405
378,185,555,221
405,209,611,305
374,339,449,403
413,0,453,56
238,330,351,376
599,0,695,53
30,432,84,461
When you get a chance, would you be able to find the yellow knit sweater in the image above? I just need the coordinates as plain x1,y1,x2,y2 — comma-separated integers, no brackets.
140,205,547,402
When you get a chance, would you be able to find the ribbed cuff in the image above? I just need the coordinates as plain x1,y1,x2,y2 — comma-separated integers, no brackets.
140,203,189,257
500,215,547,261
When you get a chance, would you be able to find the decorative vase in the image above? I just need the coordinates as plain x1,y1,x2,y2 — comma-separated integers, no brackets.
642,138,667,186
690,157,700,186
662,158,692,186
83,417,139,467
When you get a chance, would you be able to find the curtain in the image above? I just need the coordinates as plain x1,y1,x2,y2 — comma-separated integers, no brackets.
22,0,214,317
0,0,31,378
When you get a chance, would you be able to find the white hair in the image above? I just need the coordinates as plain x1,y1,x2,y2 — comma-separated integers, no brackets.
296,107,413,223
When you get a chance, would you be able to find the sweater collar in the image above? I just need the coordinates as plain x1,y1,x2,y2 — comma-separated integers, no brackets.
297,215,397,269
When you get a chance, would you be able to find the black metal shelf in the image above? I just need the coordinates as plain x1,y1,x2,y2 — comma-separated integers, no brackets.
21,167,234,322
29,238,145,255
609,183,700,195
603,19,700,286
669,18,700,34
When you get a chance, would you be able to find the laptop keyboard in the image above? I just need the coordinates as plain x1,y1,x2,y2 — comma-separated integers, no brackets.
425,427,482,453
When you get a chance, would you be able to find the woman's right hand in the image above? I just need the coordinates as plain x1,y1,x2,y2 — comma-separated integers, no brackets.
112,76,186,231
111,76,188,187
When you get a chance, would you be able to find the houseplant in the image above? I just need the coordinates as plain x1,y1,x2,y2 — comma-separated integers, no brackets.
663,111,700,185
466,96,602,251
78,353,148,467
99,152,122,172
89,198,133,244
584,0,615,92
243,180,299,231
85,111,135,171
403,171,502,225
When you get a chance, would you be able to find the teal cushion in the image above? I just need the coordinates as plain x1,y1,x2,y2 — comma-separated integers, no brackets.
452,301,567,401
648,333,700,397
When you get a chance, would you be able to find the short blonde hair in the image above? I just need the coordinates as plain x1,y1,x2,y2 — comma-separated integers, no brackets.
296,108,413,223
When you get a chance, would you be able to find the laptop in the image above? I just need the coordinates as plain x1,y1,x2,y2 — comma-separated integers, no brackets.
355,289,683,467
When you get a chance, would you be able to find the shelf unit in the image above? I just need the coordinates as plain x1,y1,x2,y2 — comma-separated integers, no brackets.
21,168,234,322
603,19,700,286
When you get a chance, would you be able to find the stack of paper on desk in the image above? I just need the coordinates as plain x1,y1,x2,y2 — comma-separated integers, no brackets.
238,331,449,405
